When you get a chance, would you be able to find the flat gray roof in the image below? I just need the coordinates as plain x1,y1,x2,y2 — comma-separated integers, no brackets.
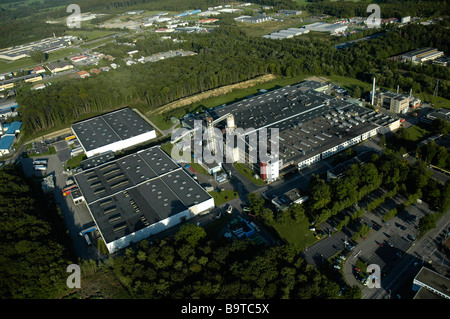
414,267,450,298
72,107,155,152
75,146,178,204
75,146,212,244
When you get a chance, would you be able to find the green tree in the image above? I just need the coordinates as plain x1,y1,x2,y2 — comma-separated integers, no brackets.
174,224,206,247
29,50,46,63
247,193,265,215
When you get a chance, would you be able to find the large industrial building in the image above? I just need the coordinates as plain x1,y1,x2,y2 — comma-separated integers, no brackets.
304,22,347,35
0,36,76,61
401,47,445,64
376,91,410,114
73,145,215,253
181,81,399,182
71,107,157,158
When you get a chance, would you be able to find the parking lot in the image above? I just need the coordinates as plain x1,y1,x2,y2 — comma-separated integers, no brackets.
20,137,100,260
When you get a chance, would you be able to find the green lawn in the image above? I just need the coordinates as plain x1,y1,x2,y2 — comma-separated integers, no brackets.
233,162,266,186
326,75,373,92
405,125,432,142
271,218,320,250
416,92,450,110
209,189,239,206
65,153,86,169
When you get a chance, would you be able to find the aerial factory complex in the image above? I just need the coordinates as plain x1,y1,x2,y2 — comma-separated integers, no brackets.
182,81,400,182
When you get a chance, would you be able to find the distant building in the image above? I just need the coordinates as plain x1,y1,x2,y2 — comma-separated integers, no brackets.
0,121,21,156
46,61,73,73
271,187,309,211
402,47,444,64
401,16,411,23
89,68,101,75
0,36,72,61
278,10,302,16
71,54,88,63
33,66,46,74
31,83,46,90
421,108,450,124
198,18,219,24
304,22,347,34
235,15,272,24
126,10,144,15
77,70,90,78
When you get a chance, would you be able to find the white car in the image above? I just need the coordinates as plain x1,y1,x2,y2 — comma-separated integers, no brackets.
226,205,233,214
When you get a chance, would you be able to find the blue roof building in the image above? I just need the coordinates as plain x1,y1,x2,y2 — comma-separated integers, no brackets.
0,135,15,155
5,121,22,135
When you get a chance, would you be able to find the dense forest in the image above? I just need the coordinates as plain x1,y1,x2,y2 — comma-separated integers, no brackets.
304,0,450,19
104,223,354,298
13,22,450,138
0,165,74,298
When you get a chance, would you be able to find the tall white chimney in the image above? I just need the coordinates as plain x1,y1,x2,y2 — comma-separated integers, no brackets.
371,77,376,106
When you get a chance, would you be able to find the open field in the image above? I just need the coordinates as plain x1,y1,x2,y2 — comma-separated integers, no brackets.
209,190,239,207
272,218,319,249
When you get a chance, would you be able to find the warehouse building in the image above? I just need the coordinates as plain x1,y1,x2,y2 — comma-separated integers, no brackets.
0,36,75,61
181,81,399,182
304,22,347,35
73,145,215,253
46,61,74,74
413,267,450,299
401,47,444,64
0,121,22,156
71,107,157,158
235,15,272,23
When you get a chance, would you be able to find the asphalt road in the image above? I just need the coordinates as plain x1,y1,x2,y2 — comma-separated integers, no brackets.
20,142,100,260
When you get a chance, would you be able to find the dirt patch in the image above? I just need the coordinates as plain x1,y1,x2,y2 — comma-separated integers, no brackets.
147,74,277,116
304,75,329,84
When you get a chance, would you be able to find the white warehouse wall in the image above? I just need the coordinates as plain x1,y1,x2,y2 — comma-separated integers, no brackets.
106,208,192,253
85,130,157,158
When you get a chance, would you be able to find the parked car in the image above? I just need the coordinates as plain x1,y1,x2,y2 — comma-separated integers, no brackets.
226,205,233,214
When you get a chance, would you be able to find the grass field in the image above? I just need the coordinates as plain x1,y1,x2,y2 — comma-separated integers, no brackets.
405,125,432,142
271,218,319,249
233,162,265,186
326,75,373,92
209,189,239,206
